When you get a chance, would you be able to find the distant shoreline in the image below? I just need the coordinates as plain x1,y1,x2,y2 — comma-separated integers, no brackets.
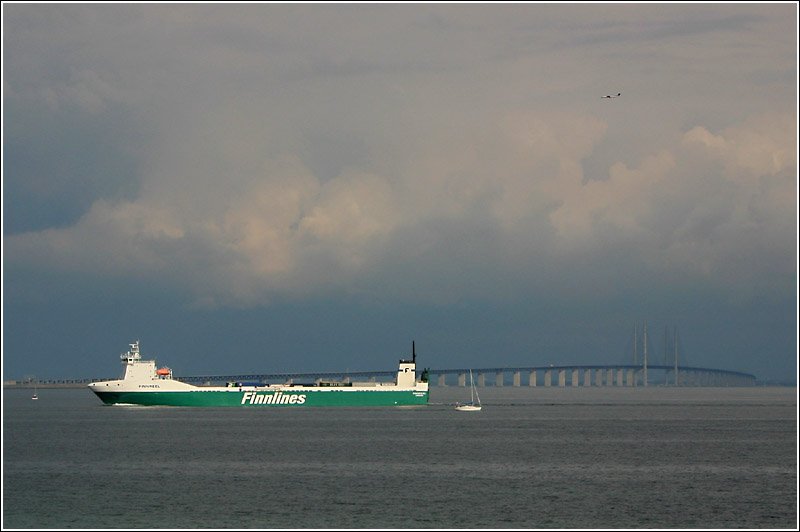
4,383,90,389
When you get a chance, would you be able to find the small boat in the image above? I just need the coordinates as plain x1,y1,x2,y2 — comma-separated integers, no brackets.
455,369,481,411
31,379,39,400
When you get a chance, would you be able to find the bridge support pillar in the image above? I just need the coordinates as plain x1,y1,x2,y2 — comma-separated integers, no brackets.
438,374,446,387
529,370,537,387
584,369,592,387
458,373,466,387
616,369,624,386
607,369,615,386
544,369,552,387
478,373,486,387
558,369,566,387
496,372,504,387
595,369,603,386
513,371,521,387
626,369,635,387
571,369,579,387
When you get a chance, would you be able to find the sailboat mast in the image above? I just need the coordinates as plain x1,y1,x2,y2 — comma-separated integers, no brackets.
643,321,648,387
664,326,668,385
470,369,475,403
674,326,679,386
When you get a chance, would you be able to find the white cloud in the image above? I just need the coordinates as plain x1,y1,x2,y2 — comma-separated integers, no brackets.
550,111,795,294
683,113,795,183
8,108,794,306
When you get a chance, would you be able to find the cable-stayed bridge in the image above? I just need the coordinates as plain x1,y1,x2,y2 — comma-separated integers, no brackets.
21,363,757,387
169,323,755,387
22,324,757,387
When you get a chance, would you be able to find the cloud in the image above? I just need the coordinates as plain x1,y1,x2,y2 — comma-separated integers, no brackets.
551,111,795,295
7,106,794,307
683,113,794,182
4,4,796,310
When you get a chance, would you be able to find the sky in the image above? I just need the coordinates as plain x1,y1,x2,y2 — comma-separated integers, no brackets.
2,2,797,384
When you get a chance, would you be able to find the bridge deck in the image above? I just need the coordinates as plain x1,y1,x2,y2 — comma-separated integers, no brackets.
15,364,756,387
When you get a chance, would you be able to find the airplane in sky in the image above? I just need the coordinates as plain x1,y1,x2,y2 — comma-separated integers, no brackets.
602,92,621,99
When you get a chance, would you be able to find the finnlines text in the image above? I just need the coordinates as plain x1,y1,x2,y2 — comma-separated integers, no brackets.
241,392,307,405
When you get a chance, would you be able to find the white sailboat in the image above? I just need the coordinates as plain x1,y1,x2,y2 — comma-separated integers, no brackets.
31,378,38,400
455,369,481,411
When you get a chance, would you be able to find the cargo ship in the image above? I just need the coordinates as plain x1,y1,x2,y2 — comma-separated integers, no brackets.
88,341,429,407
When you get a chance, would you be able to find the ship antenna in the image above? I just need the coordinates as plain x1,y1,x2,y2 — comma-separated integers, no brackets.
412,341,416,364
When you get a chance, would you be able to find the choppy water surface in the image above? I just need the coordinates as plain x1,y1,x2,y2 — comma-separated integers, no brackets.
3,386,796,529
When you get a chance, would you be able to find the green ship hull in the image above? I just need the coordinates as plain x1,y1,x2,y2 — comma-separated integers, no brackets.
92,388,429,407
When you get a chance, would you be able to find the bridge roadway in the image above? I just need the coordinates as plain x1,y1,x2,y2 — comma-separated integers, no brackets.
169,364,756,387
29,364,755,387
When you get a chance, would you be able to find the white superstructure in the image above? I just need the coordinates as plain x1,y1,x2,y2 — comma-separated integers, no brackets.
88,341,195,393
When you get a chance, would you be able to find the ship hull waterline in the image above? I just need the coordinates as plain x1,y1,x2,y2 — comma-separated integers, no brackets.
91,389,429,407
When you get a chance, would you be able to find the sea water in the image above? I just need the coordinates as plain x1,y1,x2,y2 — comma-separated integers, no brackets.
2,386,796,529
